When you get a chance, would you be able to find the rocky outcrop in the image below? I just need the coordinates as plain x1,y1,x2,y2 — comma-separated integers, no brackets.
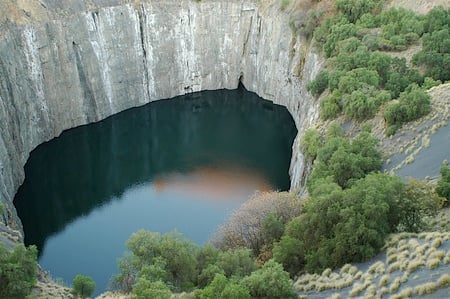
0,0,322,239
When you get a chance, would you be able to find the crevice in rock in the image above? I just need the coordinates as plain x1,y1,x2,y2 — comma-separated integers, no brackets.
138,5,150,101
72,42,98,122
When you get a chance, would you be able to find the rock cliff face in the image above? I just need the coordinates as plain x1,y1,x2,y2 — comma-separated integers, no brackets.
0,0,322,241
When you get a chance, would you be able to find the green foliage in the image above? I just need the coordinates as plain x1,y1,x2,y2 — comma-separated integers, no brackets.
132,279,171,299
213,191,302,256
0,243,37,299
343,87,390,120
397,179,445,232
334,0,382,23
308,131,381,190
216,248,258,278
436,163,450,203
384,84,431,134
273,236,305,277
72,274,96,299
280,0,290,11
423,6,450,33
113,230,199,292
286,173,404,273
324,22,358,57
412,28,450,82
195,274,250,299
242,260,296,299
262,211,285,244
300,128,323,159
307,70,329,96
320,91,342,120
299,9,324,39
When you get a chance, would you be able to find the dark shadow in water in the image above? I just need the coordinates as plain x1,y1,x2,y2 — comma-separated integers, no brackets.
14,87,297,253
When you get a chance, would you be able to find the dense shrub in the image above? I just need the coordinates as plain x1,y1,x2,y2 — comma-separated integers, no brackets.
320,92,342,120
384,84,431,134
397,179,445,232
242,260,296,299
306,70,329,96
72,274,96,299
412,28,450,82
436,163,450,204
334,0,383,23
195,274,250,299
308,130,381,190
212,191,302,255
112,230,199,292
0,243,37,299
300,128,323,159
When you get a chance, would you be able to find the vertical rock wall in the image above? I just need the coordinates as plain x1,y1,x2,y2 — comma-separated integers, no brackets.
0,0,322,240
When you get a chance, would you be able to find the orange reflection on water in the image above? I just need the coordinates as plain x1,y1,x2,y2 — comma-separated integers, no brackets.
153,167,272,201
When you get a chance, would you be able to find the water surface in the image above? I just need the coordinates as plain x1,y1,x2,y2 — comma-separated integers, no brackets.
14,88,297,294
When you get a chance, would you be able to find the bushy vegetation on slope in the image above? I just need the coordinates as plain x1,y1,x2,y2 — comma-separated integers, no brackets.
0,243,37,298
307,2,449,135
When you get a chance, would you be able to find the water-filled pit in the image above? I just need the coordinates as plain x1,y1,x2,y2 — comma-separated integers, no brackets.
14,87,297,294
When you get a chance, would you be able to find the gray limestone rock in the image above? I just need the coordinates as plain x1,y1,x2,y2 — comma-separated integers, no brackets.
0,0,322,242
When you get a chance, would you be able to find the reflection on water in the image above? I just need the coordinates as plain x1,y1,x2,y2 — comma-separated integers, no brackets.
154,167,271,200
14,87,297,294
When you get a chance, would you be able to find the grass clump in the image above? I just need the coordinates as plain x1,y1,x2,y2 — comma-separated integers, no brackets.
389,277,401,293
437,273,450,287
427,257,441,269
379,274,390,287
413,282,436,295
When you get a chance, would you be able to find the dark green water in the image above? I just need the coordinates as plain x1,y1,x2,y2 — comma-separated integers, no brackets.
14,88,297,294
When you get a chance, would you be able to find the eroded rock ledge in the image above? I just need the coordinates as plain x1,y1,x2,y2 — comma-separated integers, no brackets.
0,0,323,241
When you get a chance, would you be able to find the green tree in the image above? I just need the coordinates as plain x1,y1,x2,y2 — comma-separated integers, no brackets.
72,274,96,299
300,128,323,160
334,0,382,23
273,236,305,277
436,163,450,204
242,260,296,299
195,274,250,299
126,230,198,290
398,178,445,232
132,278,171,299
0,243,37,299
412,28,450,81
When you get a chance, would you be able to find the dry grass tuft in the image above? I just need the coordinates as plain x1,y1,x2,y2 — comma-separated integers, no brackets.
389,277,401,293
431,237,443,248
387,261,401,273
427,257,441,269
349,282,366,297
437,273,450,287
413,282,436,295
379,274,390,287
407,258,425,273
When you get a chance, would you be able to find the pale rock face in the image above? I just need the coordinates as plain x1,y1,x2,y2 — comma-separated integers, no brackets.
0,0,323,242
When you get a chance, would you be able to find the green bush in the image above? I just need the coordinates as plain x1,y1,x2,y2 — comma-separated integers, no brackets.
384,84,431,134
412,28,450,82
307,70,329,96
334,0,382,23
300,128,323,159
0,243,37,299
320,92,342,120
308,131,381,189
132,278,171,299
72,274,96,299
397,178,444,232
112,230,199,292
436,163,450,204
195,274,250,299
242,260,296,299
